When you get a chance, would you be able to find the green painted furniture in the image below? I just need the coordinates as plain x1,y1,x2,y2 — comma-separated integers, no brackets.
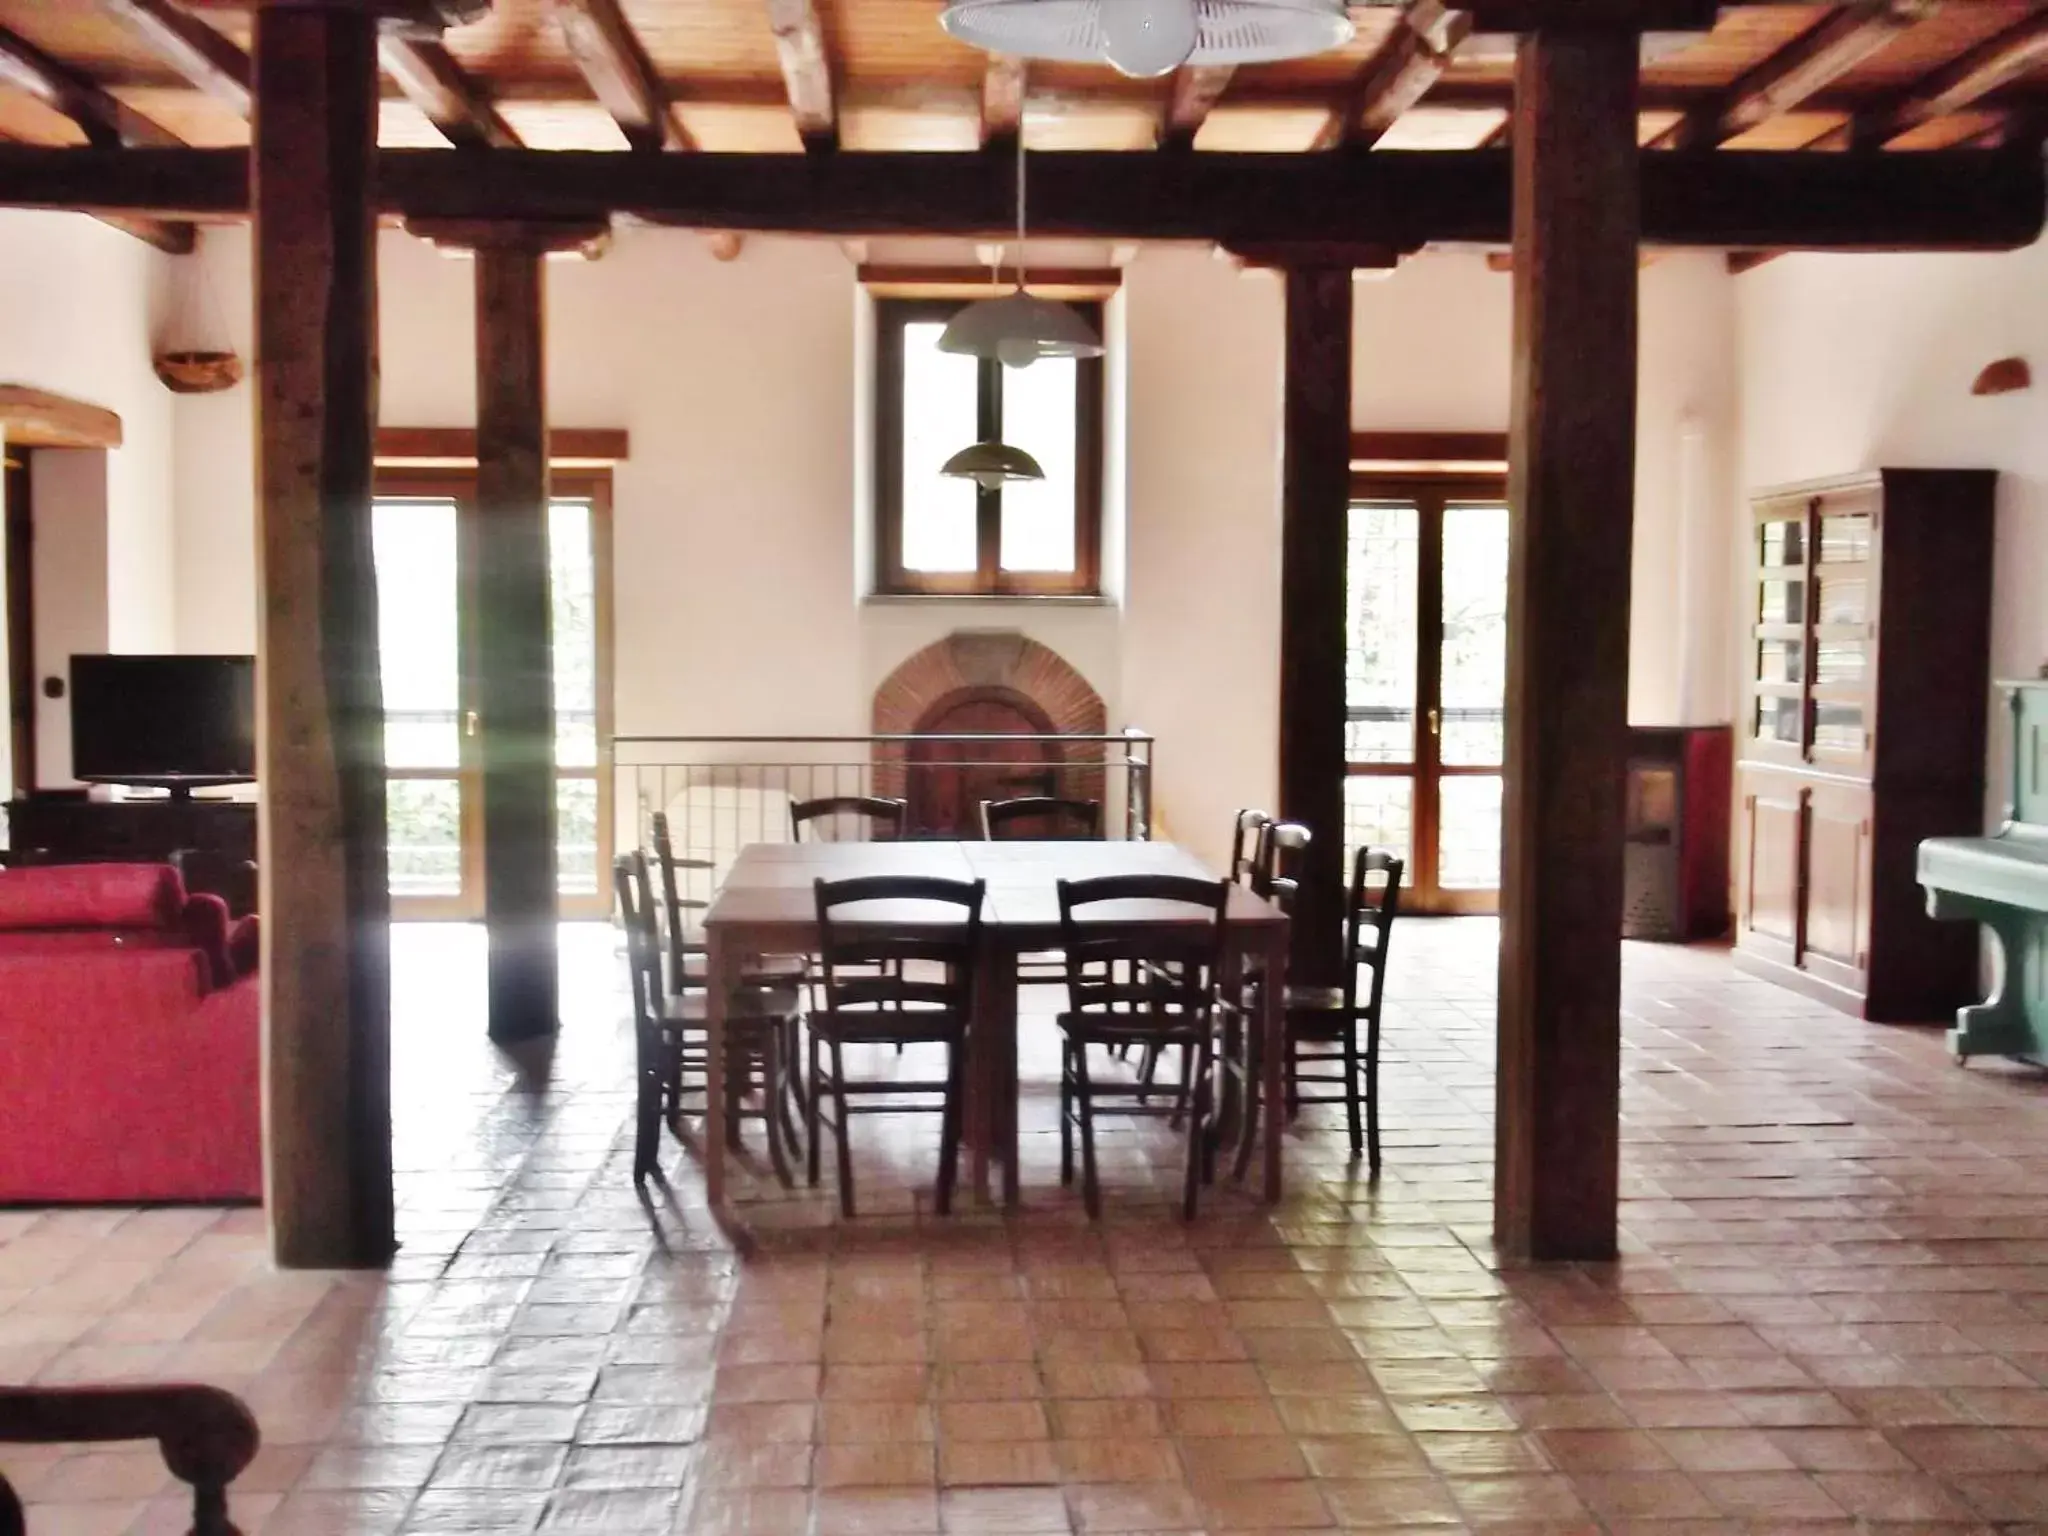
1918,680,2048,1061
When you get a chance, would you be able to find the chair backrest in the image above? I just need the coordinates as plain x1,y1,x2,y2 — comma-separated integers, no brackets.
1056,873,1232,1029
1346,846,1404,1016
612,851,664,1032
791,795,907,843
647,811,708,990
1257,820,1311,907
1229,809,1273,886
813,875,985,1020
980,795,1103,841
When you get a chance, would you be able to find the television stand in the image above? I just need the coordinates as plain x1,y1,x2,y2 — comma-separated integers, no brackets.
5,794,257,915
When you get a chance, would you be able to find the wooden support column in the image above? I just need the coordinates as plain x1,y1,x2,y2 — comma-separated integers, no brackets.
1277,265,1353,989
1494,25,1639,1262
252,2,393,1268
474,236,558,1043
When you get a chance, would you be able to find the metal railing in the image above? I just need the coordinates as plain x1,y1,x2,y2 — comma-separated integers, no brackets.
612,729,1155,892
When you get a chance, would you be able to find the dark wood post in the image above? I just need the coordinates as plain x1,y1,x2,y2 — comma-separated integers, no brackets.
252,1,393,1268
474,240,559,1042
1277,265,1353,988
1494,24,1640,1261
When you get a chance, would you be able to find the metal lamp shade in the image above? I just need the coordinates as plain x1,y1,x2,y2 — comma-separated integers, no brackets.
939,0,1354,69
940,440,1046,489
938,291,1105,368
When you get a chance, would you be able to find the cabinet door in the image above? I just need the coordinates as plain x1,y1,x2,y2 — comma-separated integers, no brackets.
1802,779,1872,986
1739,774,1804,961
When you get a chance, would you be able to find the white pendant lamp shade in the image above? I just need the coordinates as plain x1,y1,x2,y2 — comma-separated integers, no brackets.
941,0,1353,75
941,441,1046,489
939,291,1104,368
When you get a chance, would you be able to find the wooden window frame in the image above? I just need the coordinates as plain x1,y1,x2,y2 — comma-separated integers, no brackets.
873,297,1104,598
369,463,616,922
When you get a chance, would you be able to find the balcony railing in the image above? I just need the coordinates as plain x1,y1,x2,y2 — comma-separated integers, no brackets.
611,729,1156,895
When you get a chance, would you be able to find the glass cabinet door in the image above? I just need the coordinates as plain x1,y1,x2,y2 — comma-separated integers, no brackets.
1749,501,1812,764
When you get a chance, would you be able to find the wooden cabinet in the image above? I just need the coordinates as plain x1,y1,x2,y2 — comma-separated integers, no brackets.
1733,469,1995,1022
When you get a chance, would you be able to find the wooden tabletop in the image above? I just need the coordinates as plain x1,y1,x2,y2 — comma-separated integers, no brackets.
705,840,1286,943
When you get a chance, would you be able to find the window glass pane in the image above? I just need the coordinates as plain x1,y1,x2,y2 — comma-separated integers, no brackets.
557,776,598,897
1439,775,1503,890
1440,503,1507,767
549,500,598,770
1756,638,1804,686
1813,703,1865,755
1759,578,1805,625
1346,502,1419,765
373,499,460,769
998,357,1078,573
1817,575,1867,626
1759,517,1804,568
1815,641,1865,685
388,778,462,898
1343,776,1413,885
899,320,979,573
1754,695,1802,744
1819,512,1871,563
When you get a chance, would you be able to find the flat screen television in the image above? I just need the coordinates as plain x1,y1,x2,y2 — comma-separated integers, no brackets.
69,654,256,797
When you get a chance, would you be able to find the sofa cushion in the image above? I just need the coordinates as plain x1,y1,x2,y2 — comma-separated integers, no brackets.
0,863,184,931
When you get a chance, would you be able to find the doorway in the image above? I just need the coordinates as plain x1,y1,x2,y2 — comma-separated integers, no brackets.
904,692,1060,837
1345,474,1509,914
372,469,613,921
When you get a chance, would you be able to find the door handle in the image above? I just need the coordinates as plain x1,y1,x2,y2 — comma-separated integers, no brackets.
464,710,479,738
1427,707,1441,737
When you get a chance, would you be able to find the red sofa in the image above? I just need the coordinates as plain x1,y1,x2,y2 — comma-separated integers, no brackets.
0,864,260,1204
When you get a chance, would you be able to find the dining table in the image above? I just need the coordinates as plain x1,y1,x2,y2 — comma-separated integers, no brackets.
700,838,1292,1211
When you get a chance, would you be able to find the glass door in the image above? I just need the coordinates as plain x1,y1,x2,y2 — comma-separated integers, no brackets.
373,472,613,922
1345,478,1509,914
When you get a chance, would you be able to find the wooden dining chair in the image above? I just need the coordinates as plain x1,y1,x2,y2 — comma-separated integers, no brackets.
1056,872,1232,1220
615,852,805,1186
791,795,907,842
807,874,985,1217
980,795,1103,841
1233,840,1402,1178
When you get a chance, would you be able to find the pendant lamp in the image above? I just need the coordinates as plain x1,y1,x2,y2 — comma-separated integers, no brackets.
941,440,1045,489
941,0,1354,79
938,133,1104,369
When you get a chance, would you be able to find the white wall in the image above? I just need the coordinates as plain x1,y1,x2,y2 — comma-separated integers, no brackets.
1735,243,2048,819
0,211,179,786
1350,251,1741,728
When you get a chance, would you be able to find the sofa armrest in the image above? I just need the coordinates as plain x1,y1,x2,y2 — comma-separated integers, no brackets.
0,1383,258,1536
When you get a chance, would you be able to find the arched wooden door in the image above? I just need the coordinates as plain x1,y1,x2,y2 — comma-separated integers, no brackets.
906,694,1059,838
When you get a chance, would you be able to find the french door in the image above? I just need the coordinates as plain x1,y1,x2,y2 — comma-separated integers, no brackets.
1345,476,1508,914
372,470,613,921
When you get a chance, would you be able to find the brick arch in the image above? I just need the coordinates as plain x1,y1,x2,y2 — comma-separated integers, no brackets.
872,632,1105,740
872,633,1109,828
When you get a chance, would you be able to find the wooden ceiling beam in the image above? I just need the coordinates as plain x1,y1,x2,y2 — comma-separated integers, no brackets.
555,0,689,152
0,384,124,449
766,0,837,151
97,0,250,116
981,57,1025,149
1654,0,1935,150
1855,9,2048,144
0,24,182,148
379,34,521,149
0,145,2037,251
1162,66,1236,150
1316,5,1473,150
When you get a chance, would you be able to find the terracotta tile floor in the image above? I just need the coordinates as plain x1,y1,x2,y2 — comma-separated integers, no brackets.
11,921,2048,1533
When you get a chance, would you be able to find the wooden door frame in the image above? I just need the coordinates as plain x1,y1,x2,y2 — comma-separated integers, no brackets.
370,466,615,922
1349,471,1508,915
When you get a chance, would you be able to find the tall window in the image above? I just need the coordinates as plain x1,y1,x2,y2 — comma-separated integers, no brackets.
874,298,1103,597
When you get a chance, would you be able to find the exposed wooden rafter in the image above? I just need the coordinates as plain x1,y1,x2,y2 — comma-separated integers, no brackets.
1162,66,1235,151
0,25,194,252
766,0,837,151
1853,8,2048,146
0,145,2037,252
556,0,691,152
1653,0,1936,151
981,56,1025,149
97,0,250,116
1314,4,1472,151
379,35,521,149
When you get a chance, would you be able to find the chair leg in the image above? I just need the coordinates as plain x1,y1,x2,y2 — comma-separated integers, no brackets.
1059,1039,1075,1188
829,1039,857,1218
1073,1042,1102,1220
1134,1042,1160,1104
936,1036,964,1216
1365,1009,1383,1178
763,1031,795,1189
633,1037,663,1183
1181,1041,1211,1221
1232,1025,1262,1185
725,1044,746,1153
1285,1037,1301,1120
1167,1043,1194,1131
806,1030,823,1188
1341,1020,1365,1163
